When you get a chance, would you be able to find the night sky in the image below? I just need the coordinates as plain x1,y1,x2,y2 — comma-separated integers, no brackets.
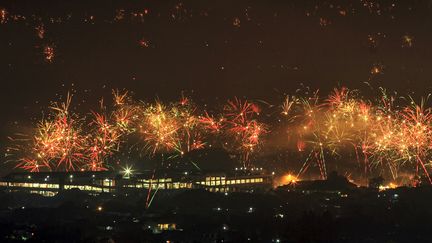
2,0,432,174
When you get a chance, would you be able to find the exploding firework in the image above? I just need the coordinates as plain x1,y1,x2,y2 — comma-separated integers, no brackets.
9,94,87,172
282,87,432,182
86,112,122,171
7,87,432,185
137,101,181,154
112,90,140,133
135,97,209,157
43,45,55,63
35,24,45,39
0,8,7,24
222,97,267,166
402,35,413,48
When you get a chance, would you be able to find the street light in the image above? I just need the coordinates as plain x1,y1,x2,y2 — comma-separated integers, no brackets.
122,165,134,178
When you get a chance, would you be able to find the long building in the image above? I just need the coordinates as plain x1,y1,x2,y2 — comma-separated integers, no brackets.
0,168,273,197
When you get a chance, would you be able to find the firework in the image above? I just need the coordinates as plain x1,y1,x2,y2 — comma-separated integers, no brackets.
135,97,210,157
171,98,207,154
86,112,122,171
233,17,241,27
370,63,384,75
9,92,133,172
112,90,140,133
139,38,150,48
7,87,432,185
0,8,7,24
281,95,297,117
402,35,413,48
199,111,224,133
35,24,45,39
10,94,87,171
223,98,266,166
285,87,432,183
43,45,55,63
137,101,180,154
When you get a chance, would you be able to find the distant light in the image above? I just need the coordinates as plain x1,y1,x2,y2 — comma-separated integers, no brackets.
27,175,31,179
184,171,188,175
69,175,73,179
124,168,132,176
97,206,103,211
122,165,134,178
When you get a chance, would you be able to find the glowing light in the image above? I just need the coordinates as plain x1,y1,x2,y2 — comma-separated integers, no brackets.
122,165,133,178
43,45,55,63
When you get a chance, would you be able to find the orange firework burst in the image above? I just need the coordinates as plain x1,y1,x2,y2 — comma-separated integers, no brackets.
11,94,87,172
7,86,432,184
86,112,121,171
9,92,133,172
0,8,8,24
199,111,224,133
138,101,180,154
35,24,45,39
112,90,139,133
43,45,55,63
223,97,267,166
136,97,209,156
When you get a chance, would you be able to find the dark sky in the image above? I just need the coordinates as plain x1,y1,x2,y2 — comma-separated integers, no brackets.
1,0,432,151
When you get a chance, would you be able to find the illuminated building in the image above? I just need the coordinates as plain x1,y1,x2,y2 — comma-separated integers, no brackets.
0,168,272,196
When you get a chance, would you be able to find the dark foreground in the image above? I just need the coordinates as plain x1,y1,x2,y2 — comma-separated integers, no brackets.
1,186,432,243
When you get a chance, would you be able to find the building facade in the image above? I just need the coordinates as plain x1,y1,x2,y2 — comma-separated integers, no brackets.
0,169,273,196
